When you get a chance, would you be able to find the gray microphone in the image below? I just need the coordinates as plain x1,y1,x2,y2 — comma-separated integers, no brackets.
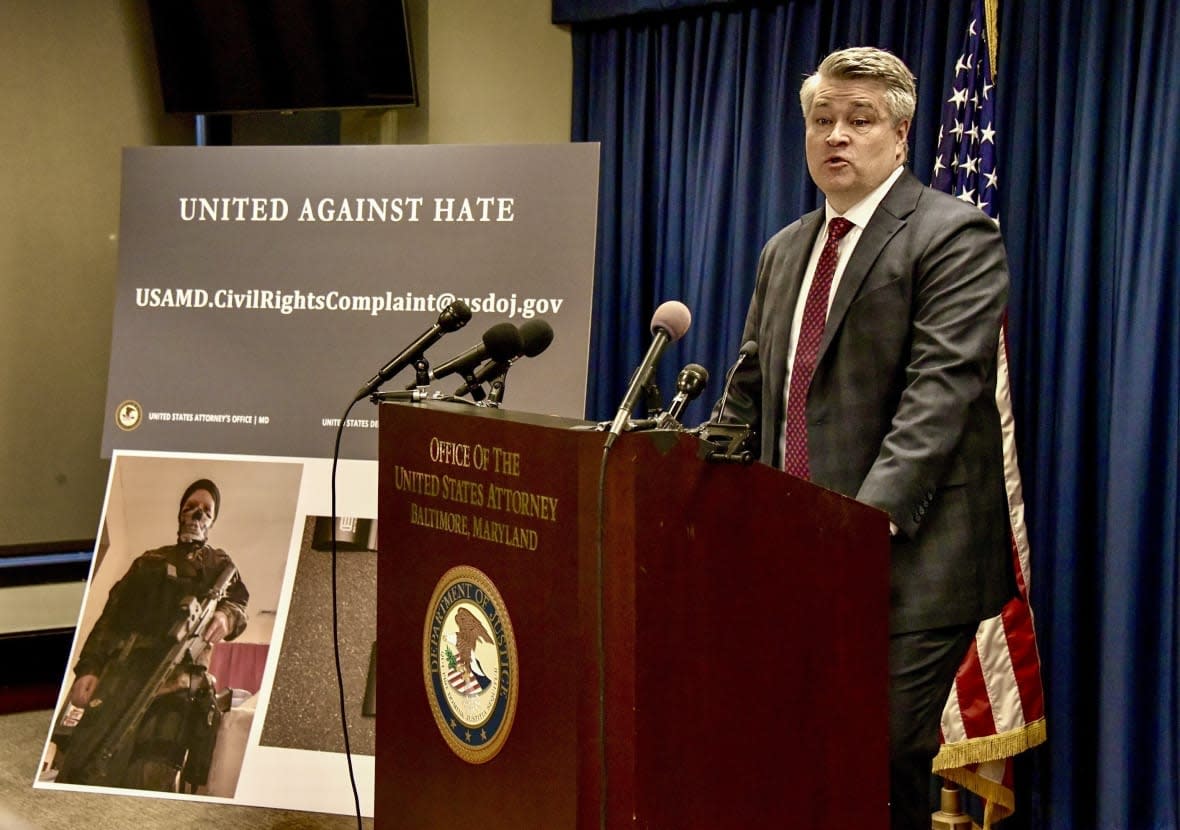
605,300,692,448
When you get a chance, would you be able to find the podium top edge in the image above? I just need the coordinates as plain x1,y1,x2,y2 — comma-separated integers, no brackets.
377,398,593,431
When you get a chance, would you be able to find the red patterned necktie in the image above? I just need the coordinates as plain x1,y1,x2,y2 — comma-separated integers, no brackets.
783,216,854,479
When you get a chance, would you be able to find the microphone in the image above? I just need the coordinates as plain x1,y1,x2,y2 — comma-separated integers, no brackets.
419,322,523,386
605,300,692,448
454,319,555,398
697,341,758,463
518,318,556,359
355,300,472,401
713,340,757,422
660,363,709,426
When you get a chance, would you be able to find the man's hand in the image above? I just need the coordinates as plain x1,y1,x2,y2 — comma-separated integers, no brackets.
69,674,99,707
202,609,231,644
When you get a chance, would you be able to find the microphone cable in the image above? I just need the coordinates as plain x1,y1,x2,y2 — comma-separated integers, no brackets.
329,396,365,830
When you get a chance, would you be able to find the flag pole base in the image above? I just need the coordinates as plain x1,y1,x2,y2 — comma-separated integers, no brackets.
931,780,973,829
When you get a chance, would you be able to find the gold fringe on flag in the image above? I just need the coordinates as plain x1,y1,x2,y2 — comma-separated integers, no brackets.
932,717,1047,771
984,0,1000,77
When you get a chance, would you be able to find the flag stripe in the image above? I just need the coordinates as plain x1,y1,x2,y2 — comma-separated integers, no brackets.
954,639,998,737
998,327,1034,594
447,670,481,695
975,616,1020,734
1001,596,1045,721
940,671,967,743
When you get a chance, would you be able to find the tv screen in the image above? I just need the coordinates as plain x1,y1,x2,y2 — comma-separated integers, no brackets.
147,0,418,114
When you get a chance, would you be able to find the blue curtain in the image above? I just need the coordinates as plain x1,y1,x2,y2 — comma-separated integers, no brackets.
997,0,1180,828
565,1,1180,828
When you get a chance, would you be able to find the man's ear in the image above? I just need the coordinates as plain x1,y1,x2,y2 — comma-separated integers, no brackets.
895,118,911,161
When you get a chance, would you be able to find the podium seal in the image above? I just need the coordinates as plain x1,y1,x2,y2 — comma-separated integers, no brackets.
423,565,518,763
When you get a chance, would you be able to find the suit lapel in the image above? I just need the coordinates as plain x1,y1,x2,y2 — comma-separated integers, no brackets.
818,170,922,359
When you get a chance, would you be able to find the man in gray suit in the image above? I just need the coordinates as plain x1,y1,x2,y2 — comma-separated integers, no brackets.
718,47,1015,828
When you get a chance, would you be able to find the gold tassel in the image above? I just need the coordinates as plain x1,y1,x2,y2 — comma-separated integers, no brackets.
939,766,1016,811
984,0,1000,77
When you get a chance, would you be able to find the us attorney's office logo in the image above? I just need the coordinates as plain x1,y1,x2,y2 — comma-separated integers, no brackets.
424,566,518,764
115,400,142,431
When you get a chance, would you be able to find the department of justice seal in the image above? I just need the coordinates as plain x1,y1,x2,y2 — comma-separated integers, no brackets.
115,400,143,431
423,565,518,764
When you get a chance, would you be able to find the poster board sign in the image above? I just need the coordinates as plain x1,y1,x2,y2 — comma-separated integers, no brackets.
37,144,599,816
100,144,600,460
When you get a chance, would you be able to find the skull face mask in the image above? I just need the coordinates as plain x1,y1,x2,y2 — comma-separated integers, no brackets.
177,489,217,543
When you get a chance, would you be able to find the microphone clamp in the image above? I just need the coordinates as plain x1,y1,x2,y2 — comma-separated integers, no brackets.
370,388,429,403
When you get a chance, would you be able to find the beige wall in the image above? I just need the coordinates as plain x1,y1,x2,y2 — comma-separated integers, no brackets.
0,0,572,545
401,0,572,144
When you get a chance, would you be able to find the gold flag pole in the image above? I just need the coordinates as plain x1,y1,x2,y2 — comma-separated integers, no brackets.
933,3,998,827
932,781,974,829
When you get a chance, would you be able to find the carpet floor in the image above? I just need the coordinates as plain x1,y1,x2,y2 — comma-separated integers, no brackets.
0,709,372,830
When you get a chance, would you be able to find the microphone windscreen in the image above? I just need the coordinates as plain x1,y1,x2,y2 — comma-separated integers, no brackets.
482,322,524,362
518,319,554,357
678,363,709,394
440,300,473,331
650,300,691,341
739,340,758,357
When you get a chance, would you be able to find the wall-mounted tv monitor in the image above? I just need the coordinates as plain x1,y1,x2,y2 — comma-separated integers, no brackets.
147,0,418,114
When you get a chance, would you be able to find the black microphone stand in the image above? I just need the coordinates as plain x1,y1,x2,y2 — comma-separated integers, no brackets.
412,357,432,388
460,370,487,402
486,364,514,405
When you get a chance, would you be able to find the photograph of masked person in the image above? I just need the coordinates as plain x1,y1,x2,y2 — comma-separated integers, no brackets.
52,478,249,792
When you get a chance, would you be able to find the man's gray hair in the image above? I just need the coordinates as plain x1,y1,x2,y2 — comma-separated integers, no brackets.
799,47,917,125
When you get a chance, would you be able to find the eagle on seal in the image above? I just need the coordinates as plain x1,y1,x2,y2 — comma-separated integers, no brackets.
452,607,494,689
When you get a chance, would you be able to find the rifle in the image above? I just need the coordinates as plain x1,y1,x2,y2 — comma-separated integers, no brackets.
56,563,239,787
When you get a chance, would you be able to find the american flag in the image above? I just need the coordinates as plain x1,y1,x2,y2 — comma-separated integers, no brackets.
931,13,1000,218
929,1,1048,826
448,668,483,696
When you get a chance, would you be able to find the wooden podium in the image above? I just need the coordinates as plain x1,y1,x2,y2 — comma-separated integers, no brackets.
376,401,890,828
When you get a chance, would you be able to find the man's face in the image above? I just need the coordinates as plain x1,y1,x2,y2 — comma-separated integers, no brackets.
804,77,909,213
178,489,216,543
